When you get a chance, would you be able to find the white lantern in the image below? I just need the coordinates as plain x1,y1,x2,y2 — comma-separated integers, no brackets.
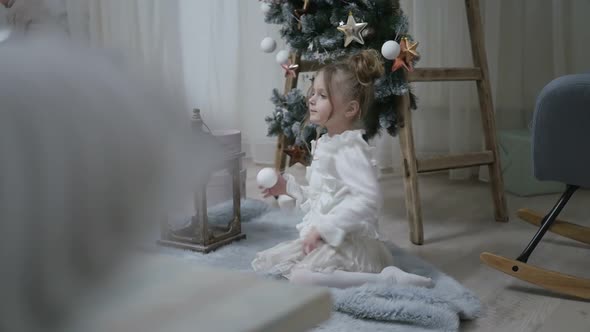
159,109,246,253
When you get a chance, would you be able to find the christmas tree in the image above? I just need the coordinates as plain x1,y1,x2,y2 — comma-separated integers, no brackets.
261,0,419,161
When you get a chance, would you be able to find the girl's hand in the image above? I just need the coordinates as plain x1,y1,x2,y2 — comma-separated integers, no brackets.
302,227,324,255
260,172,287,198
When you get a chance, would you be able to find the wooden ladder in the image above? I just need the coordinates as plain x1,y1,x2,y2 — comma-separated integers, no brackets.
274,0,508,245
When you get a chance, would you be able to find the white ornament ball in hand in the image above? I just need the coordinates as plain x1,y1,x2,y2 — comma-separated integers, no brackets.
275,50,290,65
257,167,278,188
381,40,401,60
260,37,277,53
260,2,271,14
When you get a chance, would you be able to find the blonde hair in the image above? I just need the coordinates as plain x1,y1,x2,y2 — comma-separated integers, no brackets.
309,49,384,129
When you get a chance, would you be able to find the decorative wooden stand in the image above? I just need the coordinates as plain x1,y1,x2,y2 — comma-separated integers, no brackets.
274,0,508,245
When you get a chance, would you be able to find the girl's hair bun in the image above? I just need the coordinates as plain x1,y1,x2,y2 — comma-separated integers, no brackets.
347,49,384,85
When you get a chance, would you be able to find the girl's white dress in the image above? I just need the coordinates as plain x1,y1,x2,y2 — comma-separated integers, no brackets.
252,130,394,278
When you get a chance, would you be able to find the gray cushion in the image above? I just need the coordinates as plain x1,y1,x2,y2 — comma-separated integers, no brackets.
532,73,590,188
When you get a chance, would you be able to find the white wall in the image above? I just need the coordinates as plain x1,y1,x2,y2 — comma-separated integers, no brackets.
236,1,290,164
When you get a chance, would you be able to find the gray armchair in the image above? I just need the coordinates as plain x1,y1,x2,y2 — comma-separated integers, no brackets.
481,73,590,300
533,73,590,188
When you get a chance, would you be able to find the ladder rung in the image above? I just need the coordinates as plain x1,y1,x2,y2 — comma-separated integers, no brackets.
408,68,482,82
298,62,483,83
298,60,324,73
417,151,494,173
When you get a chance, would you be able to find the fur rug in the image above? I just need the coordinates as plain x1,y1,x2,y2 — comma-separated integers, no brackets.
157,199,481,332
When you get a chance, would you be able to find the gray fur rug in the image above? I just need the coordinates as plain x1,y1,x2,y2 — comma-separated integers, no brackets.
156,199,482,332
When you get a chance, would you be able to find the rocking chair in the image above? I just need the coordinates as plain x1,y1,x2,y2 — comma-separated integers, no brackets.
481,73,590,300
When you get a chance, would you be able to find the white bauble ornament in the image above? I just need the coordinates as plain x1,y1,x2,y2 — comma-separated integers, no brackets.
256,167,278,188
260,37,277,53
277,195,296,211
260,2,271,14
381,40,401,60
275,50,290,65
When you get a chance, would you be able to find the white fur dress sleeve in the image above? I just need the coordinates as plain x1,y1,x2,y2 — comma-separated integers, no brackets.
313,143,381,247
284,173,308,204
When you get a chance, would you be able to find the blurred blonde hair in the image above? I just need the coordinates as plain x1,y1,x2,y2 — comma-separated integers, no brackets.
0,36,220,331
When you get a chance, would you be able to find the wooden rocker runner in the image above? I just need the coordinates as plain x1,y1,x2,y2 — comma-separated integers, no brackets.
481,73,590,300
275,0,509,245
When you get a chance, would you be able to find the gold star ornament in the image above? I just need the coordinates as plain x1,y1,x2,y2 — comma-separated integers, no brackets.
403,37,420,58
392,37,420,72
337,12,368,47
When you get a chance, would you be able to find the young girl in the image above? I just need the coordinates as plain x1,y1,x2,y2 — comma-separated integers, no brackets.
252,49,433,289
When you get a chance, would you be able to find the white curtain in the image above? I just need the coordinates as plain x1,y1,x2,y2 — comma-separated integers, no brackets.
1,0,285,162
180,0,241,131
375,0,590,179
63,0,186,105
77,0,284,161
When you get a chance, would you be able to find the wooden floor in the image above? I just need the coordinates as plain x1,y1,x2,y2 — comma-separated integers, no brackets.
244,160,590,332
